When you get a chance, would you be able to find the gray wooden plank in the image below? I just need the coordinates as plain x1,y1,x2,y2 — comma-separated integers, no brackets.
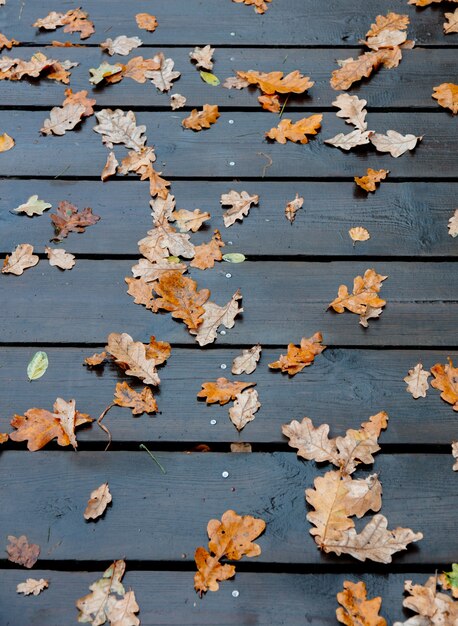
0,0,453,46
0,260,457,346
0,347,456,445
0,451,454,564
0,111,453,179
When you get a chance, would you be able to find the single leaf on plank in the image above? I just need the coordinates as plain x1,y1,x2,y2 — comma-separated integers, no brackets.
76,560,128,625
393,576,458,626
190,230,225,269
136,13,158,32
200,71,220,86
404,363,430,399
448,209,458,237
84,352,107,367
6,536,40,568
431,358,458,410
444,9,458,34
194,548,235,596
220,190,259,227
370,131,422,157
17,578,48,596
190,45,214,70
453,442,458,472
2,244,39,275
51,201,100,241
229,388,261,431
114,382,157,416
0,433,8,444
14,195,52,217
93,109,147,151
45,246,75,270
84,483,112,520
269,332,326,375
354,169,389,192
106,332,160,385
325,130,373,151
432,83,458,114
147,52,180,91
63,88,95,116
336,580,387,626
349,227,370,243
101,35,142,56
197,378,255,405
223,253,246,263
233,0,271,14
101,151,119,182
145,336,171,365
171,208,211,232
182,104,220,130
0,132,14,151
106,591,140,626
237,70,313,94
89,62,123,85
266,115,322,144
285,194,304,223
332,94,368,131
223,76,249,89
191,290,243,346
41,102,85,135
232,345,261,375
125,276,158,311
258,94,281,112
152,271,210,330
27,351,49,381
170,93,186,110
328,268,387,324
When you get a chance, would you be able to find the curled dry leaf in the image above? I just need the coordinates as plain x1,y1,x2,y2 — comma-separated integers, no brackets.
197,378,255,405
41,102,86,135
45,247,76,270
0,52,78,84
354,168,389,192
432,83,458,115
194,510,266,595
449,210,458,237
233,0,271,13
93,109,147,151
439,562,458,597
331,50,397,91
136,13,158,32
0,433,9,443
332,94,368,131
0,132,14,151
33,9,95,40
182,104,220,130
2,244,39,275
336,580,387,626
329,268,387,325
170,93,186,110
171,208,211,232
6,536,40,568
191,290,243,346
190,230,225,270
269,332,326,375
444,9,458,34
84,483,112,520
229,388,261,431
63,89,95,117
101,35,142,56
237,70,313,94
147,52,180,91
104,56,162,85
131,259,186,284
360,305,384,329
221,190,259,227
393,575,458,626
106,332,160,385
101,152,119,181
370,131,422,158
51,201,100,241
17,578,49,596
223,76,249,89
349,227,370,243
325,130,373,151
258,94,281,112
14,195,51,217
84,351,107,367
114,381,158,416
285,194,304,224
266,115,322,144
189,45,214,70
232,344,262,375
107,591,140,626
152,271,210,330
431,358,458,410
125,276,157,311
404,363,430,399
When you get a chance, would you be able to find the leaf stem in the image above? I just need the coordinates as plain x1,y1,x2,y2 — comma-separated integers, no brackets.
97,403,114,451
139,443,167,474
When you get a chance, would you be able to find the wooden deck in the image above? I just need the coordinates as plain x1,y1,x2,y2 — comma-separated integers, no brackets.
1,0,457,623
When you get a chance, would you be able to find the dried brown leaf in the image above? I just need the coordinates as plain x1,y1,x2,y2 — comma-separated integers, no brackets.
232,344,262,375
404,363,430,399
136,13,158,32
432,83,458,114
16,578,48,596
152,271,210,330
336,580,387,626
84,483,112,520
266,115,322,144
171,208,211,232
2,243,39,275
191,290,243,346
101,151,119,181
269,332,326,375
285,193,304,223
114,381,158,416
220,190,259,227
106,332,160,385
182,104,220,130
45,246,76,270
229,388,261,431
354,169,389,192
431,358,458,410
51,201,100,241
190,230,225,270
197,378,255,405
189,45,214,70
6,536,40,568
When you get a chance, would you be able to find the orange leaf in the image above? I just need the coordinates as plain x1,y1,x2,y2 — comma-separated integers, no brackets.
431,359,458,410
258,94,281,112
125,277,158,311
266,115,322,144
328,269,387,323
269,332,326,375
63,88,96,116
145,336,171,364
153,271,210,330
432,83,458,114
232,0,272,14
354,168,389,192
237,70,313,94
136,13,158,32
84,351,107,367
190,230,225,270
113,382,158,415
336,580,387,626
197,378,256,405
182,104,220,131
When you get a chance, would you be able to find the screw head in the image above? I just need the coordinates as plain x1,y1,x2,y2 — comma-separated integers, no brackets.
220,363,227,370
220,330,227,335
229,161,235,166
210,419,217,425
232,590,239,598
226,273,232,278
228,119,234,124
222,471,229,478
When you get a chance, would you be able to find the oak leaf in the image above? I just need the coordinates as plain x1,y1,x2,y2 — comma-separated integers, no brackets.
34,9,94,40
359,305,383,329
101,152,119,181
444,9,458,34
366,12,410,37
45,247,75,270
336,580,387,626
354,169,389,192
190,230,225,269
328,268,387,323
171,208,211,232
147,53,180,91
0,33,19,51
138,226,194,261
76,560,129,625
409,0,458,4
84,352,107,367
170,93,186,110
432,83,458,115
63,88,95,116
145,336,171,365
326,130,373,151
266,115,322,144
182,104,220,130
106,332,160,385
269,332,326,375
332,94,368,131
6,536,40,568
89,62,123,85
190,45,214,70
233,0,271,13
237,70,313,94
229,388,261,430
194,548,235,595
118,146,156,175
370,131,422,158
197,378,255,405
17,578,48,596
0,132,14,151
431,359,458,410
14,195,51,217
191,290,243,346
393,575,458,626
0,52,77,84
330,51,390,91
0,433,8,444
285,194,304,223
220,190,259,227
453,442,458,472
136,13,158,32
107,56,162,85
101,36,142,56
349,227,370,243
404,363,430,399
232,344,261,375
93,109,147,151
84,483,112,520
223,76,249,89
131,258,186,283
152,271,210,330
258,94,281,112
51,201,100,241
114,382,158,416
2,243,39,275
106,591,140,626
125,277,157,311
41,102,86,135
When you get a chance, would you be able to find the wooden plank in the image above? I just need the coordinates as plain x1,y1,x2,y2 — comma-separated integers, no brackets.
0,47,453,110
0,569,428,625
0,347,456,446
2,180,457,258
0,451,455,564
0,0,452,46
0,111,454,179
0,260,457,346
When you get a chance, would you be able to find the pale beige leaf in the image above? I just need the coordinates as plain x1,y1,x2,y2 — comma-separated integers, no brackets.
335,411,388,476
229,388,261,431
101,151,119,181
2,243,39,275
285,194,304,224
192,290,243,346
170,93,186,110
101,35,142,56
16,578,48,596
189,45,214,70
89,63,123,85
332,94,368,131
325,129,373,151
393,575,458,626
365,29,407,51
448,210,458,238
404,363,430,399
223,76,249,89
45,246,75,270
106,590,140,626
84,482,112,520
138,224,195,260
76,560,126,626
349,227,370,243
106,332,160,385
370,131,422,158
221,190,259,227
360,305,383,328
432,83,458,114
131,258,186,283
93,109,147,151
14,195,52,217
150,194,176,225
282,417,338,464
171,208,211,232
453,441,458,471
232,345,261,375
41,103,85,135
147,52,180,92
345,473,383,519
444,9,458,34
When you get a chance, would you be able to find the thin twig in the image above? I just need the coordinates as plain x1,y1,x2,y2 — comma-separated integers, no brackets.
97,403,114,451
139,443,167,474
279,95,290,119
256,152,273,178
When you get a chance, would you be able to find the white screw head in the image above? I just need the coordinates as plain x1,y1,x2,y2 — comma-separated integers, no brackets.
228,119,234,124
220,363,227,370
229,161,235,166
232,590,239,598
226,273,232,278
227,241,233,245
230,32,236,36
222,471,229,478
210,419,217,425
220,330,227,336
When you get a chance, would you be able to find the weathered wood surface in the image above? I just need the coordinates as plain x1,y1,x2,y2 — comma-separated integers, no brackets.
2,180,457,257
0,0,452,46
0,47,454,110
0,570,427,626
0,111,452,179
0,347,456,445
1,260,457,345
0,451,455,564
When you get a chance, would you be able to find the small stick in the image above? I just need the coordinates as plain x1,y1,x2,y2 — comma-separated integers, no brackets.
256,151,273,178
139,443,167,474
97,403,114,451
279,95,289,119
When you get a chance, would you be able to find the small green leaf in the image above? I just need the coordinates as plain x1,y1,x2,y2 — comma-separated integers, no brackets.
89,63,123,85
27,351,49,381
444,563,458,590
200,71,220,86
223,253,246,264
167,256,181,264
